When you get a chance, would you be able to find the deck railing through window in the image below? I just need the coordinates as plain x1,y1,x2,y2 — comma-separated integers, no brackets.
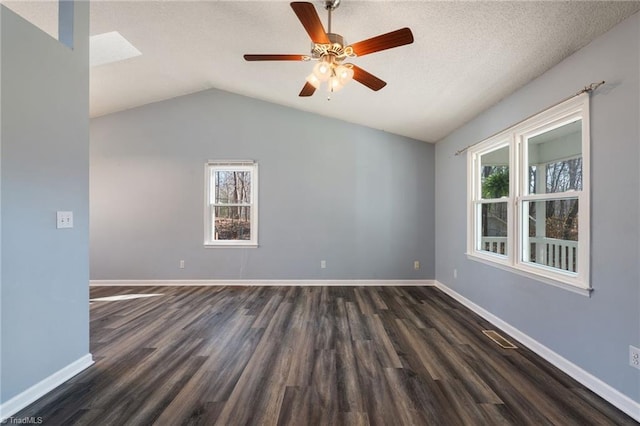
481,236,577,273
481,237,507,255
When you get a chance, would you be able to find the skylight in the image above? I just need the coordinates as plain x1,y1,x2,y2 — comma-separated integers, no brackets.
90,31,141,67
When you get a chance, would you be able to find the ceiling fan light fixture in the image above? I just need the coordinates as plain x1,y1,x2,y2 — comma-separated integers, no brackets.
335,64,354,84
306,73,321,89
329,75,344,92
313,60,332,81
243,2,414,98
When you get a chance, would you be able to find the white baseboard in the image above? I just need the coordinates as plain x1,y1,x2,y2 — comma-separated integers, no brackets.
0,354,94,421
434,280,640,422
90,279,436,287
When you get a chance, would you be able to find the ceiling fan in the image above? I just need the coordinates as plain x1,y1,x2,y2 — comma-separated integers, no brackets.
243,0,414,98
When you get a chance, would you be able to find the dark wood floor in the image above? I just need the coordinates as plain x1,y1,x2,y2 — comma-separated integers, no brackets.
15,286,637,425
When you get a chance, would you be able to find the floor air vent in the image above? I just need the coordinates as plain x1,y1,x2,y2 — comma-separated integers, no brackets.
482,330,517,349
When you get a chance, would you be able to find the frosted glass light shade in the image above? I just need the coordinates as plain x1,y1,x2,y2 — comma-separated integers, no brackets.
329,76,344,92
306,73,321,89
335,65,354,85
313,61,332,82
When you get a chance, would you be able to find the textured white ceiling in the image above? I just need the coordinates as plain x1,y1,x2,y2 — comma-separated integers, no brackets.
3,1,640,142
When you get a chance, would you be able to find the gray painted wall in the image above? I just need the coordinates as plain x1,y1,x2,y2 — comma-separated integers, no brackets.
0,2,90,403
435,13,639,402
90,89,435,280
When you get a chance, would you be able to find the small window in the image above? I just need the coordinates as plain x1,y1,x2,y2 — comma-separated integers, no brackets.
205,161,258,247
467,94,590,293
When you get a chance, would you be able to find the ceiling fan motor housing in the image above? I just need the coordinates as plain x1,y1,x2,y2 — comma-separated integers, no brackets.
311,33,352,62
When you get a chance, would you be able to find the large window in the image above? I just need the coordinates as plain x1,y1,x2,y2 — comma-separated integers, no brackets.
205,161,258,247
467,94,590,293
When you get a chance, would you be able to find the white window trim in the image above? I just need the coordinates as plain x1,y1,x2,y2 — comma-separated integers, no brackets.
204,161,258,247
467,94,591,295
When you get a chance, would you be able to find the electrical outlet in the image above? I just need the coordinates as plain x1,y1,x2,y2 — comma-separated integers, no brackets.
320,260,326,269
414,261,420,270
630,345,640,370
56,211,73,229
179,260,185,269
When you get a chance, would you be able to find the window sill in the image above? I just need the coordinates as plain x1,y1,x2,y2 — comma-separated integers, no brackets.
466,253,592,297
204,243,259,248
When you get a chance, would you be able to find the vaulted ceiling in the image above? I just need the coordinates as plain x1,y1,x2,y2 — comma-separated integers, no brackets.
4,1,640,142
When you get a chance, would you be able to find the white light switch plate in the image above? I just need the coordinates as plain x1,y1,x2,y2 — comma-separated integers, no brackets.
57,211,73,229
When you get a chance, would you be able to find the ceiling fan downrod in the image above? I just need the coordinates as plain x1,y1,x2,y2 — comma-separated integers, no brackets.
324,0,340,34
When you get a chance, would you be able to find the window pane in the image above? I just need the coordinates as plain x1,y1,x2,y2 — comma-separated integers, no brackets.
480,145,509,199
528,120,582,194
213,170,252,204
478,202,508,255
214,206,251,240
523,199,578,273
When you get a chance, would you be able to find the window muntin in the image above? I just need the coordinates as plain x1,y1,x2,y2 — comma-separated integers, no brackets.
205,162,258,246
467,94,590,292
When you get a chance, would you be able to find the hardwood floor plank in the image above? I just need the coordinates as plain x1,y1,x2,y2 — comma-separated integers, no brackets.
572,388,639,426
213,294,295,425
478,402,521,426
346,301,370,341
416,298,472,345
310,349,339,424
354,288,375,316
352,340,401,426
425,329,504,404
459,343,563,425
11,286,637,425
314,297,337,350
335,337,366,414
394,318,450,380
382,367,430,425
124,353,208,425
338,411,370,425
401,368,461,425
82,338,205,424
276,386,310,426
285,320,315,386
389,294,428,329
369,288,388,310
154,325,261,423
251,293,284,329
365,314,403,368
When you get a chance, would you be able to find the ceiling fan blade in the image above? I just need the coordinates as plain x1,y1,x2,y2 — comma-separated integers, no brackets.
350,65,387,91
349,27,414,57
290,2,330,44
244,54,307,61
299,81,317,97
